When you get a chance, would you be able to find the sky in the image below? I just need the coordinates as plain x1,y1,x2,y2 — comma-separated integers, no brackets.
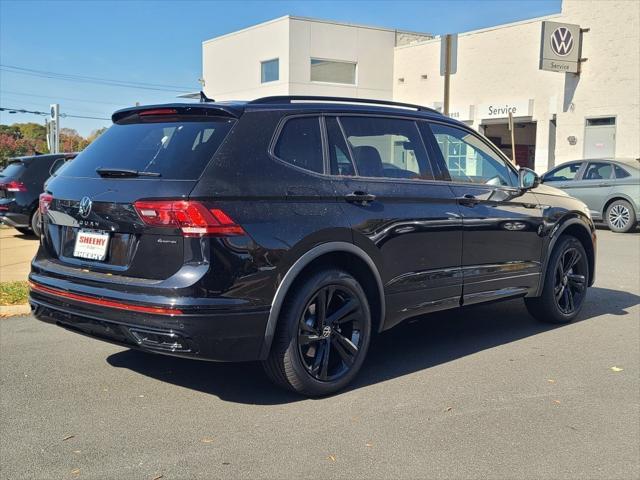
0,0,561,136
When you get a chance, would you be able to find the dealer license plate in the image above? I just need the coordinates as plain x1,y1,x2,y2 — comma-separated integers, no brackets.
73,229,110,261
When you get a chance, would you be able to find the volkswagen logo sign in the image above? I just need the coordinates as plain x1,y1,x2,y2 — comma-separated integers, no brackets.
550,27,574,57
78,196,93,218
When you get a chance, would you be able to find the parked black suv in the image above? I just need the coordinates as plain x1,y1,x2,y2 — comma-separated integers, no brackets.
0,153,76,236
30,97,596,396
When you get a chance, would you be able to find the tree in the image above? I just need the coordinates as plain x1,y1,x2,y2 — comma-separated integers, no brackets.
87,127,108,143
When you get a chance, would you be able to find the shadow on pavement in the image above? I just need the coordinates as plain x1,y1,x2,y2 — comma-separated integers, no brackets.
106,286,639,405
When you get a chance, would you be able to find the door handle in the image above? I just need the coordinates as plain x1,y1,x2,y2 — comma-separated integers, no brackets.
345,191,376,205
456,194,480,206
598,182,611,187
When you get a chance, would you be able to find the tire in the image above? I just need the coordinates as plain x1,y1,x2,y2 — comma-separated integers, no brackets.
605,199,637,233
30,210,42,237
262,268,372,397
15,227,33,236
525,235,589,324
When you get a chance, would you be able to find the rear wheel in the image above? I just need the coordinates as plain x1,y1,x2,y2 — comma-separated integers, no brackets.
605,199,636,233
263,268,371,396
525,235,589,324
30,210,42,237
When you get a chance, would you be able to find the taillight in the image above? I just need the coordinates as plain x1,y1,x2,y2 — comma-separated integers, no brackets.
39,193,53,214
133,200,245,237
1,181,27,192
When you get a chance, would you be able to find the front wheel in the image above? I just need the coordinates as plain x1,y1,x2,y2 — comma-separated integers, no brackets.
525,235,589,324
605,199,637,233
263,268,372,396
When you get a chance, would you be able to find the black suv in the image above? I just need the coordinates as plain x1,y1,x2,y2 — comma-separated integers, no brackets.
30,96,596,396
0,153,76,236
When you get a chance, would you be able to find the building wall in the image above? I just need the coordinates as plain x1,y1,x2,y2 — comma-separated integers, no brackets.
393,0,640,171
554,0,640,162
202,17,290,100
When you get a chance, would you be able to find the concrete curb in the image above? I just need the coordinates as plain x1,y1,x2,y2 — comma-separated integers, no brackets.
0,304,31,318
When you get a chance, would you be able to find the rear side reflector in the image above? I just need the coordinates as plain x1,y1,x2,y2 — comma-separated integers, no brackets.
29,281,183,316
133,200,245,237
1,181,27,192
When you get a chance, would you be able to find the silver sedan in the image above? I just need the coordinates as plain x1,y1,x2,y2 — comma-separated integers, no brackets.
542,159,640,233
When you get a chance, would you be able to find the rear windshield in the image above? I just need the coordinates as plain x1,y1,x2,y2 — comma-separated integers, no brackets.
60,117,235,180
0,161,26,179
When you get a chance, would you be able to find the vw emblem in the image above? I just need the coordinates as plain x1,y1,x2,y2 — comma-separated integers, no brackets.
78,196,93,218
550,27,574,57
321,326,332,338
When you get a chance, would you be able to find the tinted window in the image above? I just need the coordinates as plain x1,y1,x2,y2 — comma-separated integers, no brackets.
326,117,355,176
544,163,582,182
274,117,323,173
429,123,517,187
0,161,26,180
583,162,613,180
60,118,234,180
614,165,631,179
261,59,279,83
339,117,432,180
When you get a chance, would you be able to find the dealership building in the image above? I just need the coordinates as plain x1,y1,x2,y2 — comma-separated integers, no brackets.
202,0,639,172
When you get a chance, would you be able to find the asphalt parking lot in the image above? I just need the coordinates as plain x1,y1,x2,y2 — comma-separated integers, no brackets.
1,229,638,480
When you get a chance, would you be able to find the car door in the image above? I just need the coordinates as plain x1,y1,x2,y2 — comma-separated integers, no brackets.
569,161,614,219
424,121,545,305
325,115,463,330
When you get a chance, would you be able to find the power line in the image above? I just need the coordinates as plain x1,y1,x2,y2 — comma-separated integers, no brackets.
0,106,110,121
1,64,195,93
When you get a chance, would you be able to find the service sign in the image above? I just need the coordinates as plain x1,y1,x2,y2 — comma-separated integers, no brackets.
540,21,582,73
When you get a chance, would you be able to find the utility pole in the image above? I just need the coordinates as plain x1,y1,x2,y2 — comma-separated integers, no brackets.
48,104,60,154
443,34,452,116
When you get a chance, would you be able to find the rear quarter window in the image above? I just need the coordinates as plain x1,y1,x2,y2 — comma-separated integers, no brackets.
59,117,235,180
273,116,324,173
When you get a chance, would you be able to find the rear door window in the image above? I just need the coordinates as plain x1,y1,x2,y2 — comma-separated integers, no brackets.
273,116,324,173
582,162,613,180
339,116,433,180
59,118,235,180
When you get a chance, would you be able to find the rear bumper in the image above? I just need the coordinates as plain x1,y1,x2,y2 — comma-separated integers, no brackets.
29,284,270,362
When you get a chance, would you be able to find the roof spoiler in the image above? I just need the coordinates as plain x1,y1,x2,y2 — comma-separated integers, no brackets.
111,103,242,122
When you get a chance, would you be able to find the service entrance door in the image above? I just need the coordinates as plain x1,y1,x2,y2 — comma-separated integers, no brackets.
584,117,616,158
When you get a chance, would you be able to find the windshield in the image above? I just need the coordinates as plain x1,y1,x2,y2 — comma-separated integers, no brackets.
60,117,235,180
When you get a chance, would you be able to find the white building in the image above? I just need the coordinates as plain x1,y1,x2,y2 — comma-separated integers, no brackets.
202,0,639,172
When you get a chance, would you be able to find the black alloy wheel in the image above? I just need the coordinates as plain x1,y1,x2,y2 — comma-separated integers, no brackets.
525,235,589,324
553,246,587,315
263,268,371,396
297,285,364,382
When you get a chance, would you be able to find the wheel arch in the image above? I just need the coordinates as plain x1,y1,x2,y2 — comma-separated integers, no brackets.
603,195,635,217
259,242,385,359
537,217,596,295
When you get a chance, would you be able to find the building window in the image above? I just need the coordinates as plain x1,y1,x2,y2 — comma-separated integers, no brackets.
261,58,279,83
310,58,356,85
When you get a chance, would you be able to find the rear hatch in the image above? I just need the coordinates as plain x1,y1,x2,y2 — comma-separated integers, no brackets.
0,160,27,199
38,107,237,283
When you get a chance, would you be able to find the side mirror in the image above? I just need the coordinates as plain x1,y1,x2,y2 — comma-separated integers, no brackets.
519,167,540,190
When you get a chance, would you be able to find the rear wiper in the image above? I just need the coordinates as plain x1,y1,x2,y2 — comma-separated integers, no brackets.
96,168,161,178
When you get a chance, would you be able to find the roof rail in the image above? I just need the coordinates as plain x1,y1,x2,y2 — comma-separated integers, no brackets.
248,96,442,114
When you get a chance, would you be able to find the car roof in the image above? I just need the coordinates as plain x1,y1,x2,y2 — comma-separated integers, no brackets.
112,95,454,124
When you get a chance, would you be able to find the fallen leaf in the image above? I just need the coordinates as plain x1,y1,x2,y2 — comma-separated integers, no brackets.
327,455,337,462
553,400,561,405
201,437,214,444
444,406,453,412
611,366,623,372
62,435,75,441
222,462,231,466
152,475,163,480
71,468,80,476
72,450,81,454
138,395,145,398
547,379,556,384
365,443,373,448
